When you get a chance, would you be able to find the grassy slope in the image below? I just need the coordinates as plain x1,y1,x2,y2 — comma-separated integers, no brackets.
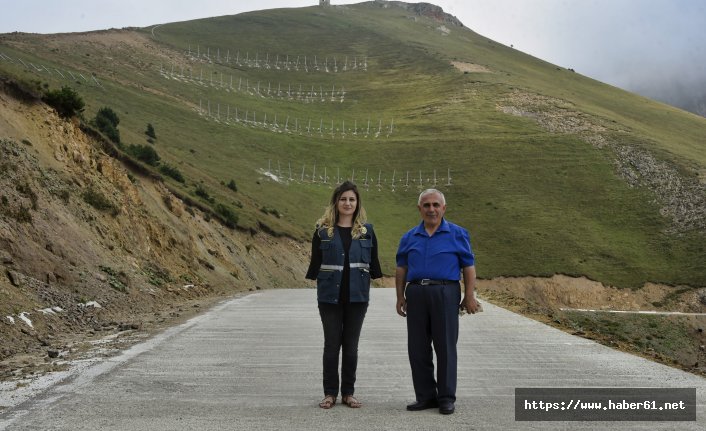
1,2,704,287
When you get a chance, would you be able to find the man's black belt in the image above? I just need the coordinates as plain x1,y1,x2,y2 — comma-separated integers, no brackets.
408,279,460,286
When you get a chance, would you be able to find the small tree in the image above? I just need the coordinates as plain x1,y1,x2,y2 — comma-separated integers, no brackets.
95,115,120,143
94,107,121,144
145,123,156,139
96,107,119,127
43,86,84,118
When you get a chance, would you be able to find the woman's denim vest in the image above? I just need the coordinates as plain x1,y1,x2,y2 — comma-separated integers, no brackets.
316,224,374,304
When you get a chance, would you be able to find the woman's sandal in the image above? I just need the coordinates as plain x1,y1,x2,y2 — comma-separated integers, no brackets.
342,394,362,408
319,395,336,409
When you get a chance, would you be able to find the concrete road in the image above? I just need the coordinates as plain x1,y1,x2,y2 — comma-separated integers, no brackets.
1,288,704,430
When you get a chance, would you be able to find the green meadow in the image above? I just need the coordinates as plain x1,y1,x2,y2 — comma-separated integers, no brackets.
1,2,704,288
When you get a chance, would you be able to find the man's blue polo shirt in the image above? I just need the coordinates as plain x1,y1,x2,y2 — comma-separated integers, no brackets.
396,218,475,281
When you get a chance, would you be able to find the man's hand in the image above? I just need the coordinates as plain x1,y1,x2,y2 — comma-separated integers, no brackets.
461,266,478,314
395,266,408,317
396,297,407,317
461,295,479,314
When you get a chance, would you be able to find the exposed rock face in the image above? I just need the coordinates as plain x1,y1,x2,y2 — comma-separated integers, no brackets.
383,2,465,27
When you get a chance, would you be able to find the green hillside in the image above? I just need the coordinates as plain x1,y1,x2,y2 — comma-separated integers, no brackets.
1,1,704,288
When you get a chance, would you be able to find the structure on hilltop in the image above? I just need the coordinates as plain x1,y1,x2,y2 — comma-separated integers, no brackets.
319,0,330,6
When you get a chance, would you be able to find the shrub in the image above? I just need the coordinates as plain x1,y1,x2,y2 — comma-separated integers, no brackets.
96,107,119,127
95,115,120,143
159,164,185,183
227,179,238,192
194,184,214,203
94,107,120,144
43,86,84,118
145,123,156,139
83,188,119,216
126,144,160,166
215,203,238,229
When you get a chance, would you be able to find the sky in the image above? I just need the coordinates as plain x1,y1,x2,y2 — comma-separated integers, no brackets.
1,0,705,115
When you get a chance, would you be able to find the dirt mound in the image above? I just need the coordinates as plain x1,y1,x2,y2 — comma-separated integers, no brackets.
479,274,705,313
477,275,706,376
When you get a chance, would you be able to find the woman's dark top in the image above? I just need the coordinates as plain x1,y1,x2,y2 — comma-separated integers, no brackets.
306,225,383,304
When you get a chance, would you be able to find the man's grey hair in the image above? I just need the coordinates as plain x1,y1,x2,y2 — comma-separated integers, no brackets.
418,189,446,206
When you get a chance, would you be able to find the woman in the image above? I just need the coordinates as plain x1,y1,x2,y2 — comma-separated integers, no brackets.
306,181,382,409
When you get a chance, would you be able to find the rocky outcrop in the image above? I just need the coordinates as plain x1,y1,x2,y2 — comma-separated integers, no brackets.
499,89,706,233
382,2,465,27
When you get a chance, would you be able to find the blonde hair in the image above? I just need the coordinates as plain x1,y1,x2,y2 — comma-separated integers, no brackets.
316,181,368,239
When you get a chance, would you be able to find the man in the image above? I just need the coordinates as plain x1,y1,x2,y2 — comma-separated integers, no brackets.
395,188,478,415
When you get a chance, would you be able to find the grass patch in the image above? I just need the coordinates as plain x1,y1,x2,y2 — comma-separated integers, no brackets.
560,310,700,369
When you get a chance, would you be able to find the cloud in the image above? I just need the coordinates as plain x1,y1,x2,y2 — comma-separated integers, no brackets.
451,0,706,116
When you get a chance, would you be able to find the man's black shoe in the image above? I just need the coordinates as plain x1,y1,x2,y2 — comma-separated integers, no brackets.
439,401,455,415
406,399,439,411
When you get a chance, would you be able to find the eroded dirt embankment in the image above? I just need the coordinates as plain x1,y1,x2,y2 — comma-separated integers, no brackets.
0,83,309,381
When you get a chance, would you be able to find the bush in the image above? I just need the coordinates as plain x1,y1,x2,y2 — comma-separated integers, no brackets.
227,179,238,192
94,107,120,144
83,188,119,216
159,163,185,183
194,184,214,203
126,144,160,166
43,86,84,118
95,115,120,143
96,107,119,127
215,203,238,229
145,123,156,139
